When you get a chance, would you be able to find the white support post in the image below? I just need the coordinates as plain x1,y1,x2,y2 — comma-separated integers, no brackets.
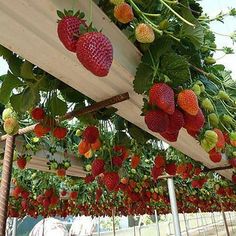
199,209,206,236
12,218,17,236
167,178,181,236
154,210,160,236
98,217,101,236
183,212,189,236
211,212,219,236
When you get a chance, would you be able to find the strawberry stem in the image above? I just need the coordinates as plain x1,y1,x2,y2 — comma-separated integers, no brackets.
89,0,93,24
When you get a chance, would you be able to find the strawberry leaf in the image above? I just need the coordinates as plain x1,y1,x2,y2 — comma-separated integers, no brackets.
47,95,67,116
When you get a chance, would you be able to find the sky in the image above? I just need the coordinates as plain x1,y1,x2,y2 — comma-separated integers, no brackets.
0,1,235,79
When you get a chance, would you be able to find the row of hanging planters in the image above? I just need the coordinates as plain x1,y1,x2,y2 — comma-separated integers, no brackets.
3,145,236,219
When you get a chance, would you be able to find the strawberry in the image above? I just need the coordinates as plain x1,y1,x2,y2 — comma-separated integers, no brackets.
4,117,19,135
167,109,184,133
34,123,49,137
194,167,201,176
60,189,67,197
70,191,79,200
184,108,205,132
12,186,23,199
76,32,113,77
229,158,236,168
45,188,54,198
103,172,120,191
17,156,27,170
31,107,45,120
57,10,87,52
177,89,199,116
131,155,141,169
209,149,222,163
114,3,134,24
50,195,59,206
154,155,165,168
57,168,66,177
42,198,50,208
21,191,30,199
232,174,236,184
82,126,99,144
135,23,155,43
160,131,179,142
149,83,175,115
165,163,177,175
113,146,129,159
78,140,91,155
53,127,68,139
84,174,95,183
144,110,169,133
214,128,225,149
95,188,103,202
202,98,214,112
151,166,164,181
91,158,105,177
112,156,124,167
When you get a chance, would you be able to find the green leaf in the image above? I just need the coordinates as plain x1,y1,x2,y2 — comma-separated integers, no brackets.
0,73,22,105
20,61,36,82
160,53,191,86
60,87,85,103
8,55,23,77
47,95,67,116
133,63,154,94
128,124,153,144
10,87,40,113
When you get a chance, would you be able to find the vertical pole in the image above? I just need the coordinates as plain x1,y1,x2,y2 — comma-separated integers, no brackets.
167,178,181,236
221,205,230,236
98,216,101,236
154,210,160,236
229,212,234,233
0,136,15,236
112,208,116,236
211,212,219,236
12,218,17,236
199,209,206,236
183,212,189,236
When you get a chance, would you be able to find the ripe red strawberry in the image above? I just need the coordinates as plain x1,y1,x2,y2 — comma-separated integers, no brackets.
57,10,87,52
160,131,179,142
12,186,23,199
31,107,45,120
83,126,99,144
84,174,95,183
60,189,67,197
165,163,177,175
70,191,79,200
53,127,68,139
177,89,199,116
209,148,222,163
95,188,103,202
144,110,169,133
91,158,105,177
232,174,236,184
45,188,54,198
154,155,165,168
21,191,30,199
112,156,124,167
151,166,164,181
191,179,200,188
50,195,59,206
113,145,129,159
229,158,236,168
149,83,175,115
184,108,205,132
194,167,202,176
76,32,113,77
21,200,28,210
34,123,49,137
17,156,27,170
103,172,120,191
131,155,141,169
214,128,225,149
42,198,50,208
167,109,184,133
57,168,66,177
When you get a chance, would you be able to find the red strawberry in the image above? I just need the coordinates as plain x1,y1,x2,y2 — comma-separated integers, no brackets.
21,200,28,210
232,174,236,184
154,155,165,168
57,11,87,52
53,127,68,139
112,156,124,167
50,195,59,206
151,166,164,181
149,83,175,115
45,188,54,198
183,108,205,131
209,149,222,163
144,110,169,133
21,191,30,199
31,107,45,120
177,89,199,116
194,167,202,176
83,126,99,144
84,174,95,183
187,129,199,138
95,188,103,202
131,155,141,169
34,123,49,137
17,156,27,170
160,131,179,142
113,146,129,159
229,158,236,168
165,163,177,175
103,172,120,191
167,109,184,133
42,198,50,208
91,158,105,177
76,32,113,77
70,191,79,200
57,168,66,177
214,128,225,149
191,179,200,188
60,189,67,197
12,186,23,199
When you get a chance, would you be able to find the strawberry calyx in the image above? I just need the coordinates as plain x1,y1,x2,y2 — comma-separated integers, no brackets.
57,9,85,21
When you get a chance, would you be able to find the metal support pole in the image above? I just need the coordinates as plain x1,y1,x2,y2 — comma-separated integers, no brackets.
12,218,17,236
0,136,15,236
98,217,101,236
183,213,189,236
229,212,234,233
112,208,116,236
211,212,219,236
221,208,230,236
199,209,206,236
154,210,160,236
167,178,181,236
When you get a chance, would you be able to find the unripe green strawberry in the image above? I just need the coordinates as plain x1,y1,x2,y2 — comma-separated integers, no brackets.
200,138,215,152
221,115,234,126
207,73,218,82
204,56,216,65
64,161,71,169
159,19,169,30
208,113,219,128
51,162,58,170
200,46,208,53
204,130,218,145
2,108,16,121
4,117,19,135
196,81,205,93
233,152,236,157
217,90,230,101
230,132,236,141
110,0,124,5
201,98,214,112
135,23,155,43
75,129,82,137
192,84,201,96
85,164,92,172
